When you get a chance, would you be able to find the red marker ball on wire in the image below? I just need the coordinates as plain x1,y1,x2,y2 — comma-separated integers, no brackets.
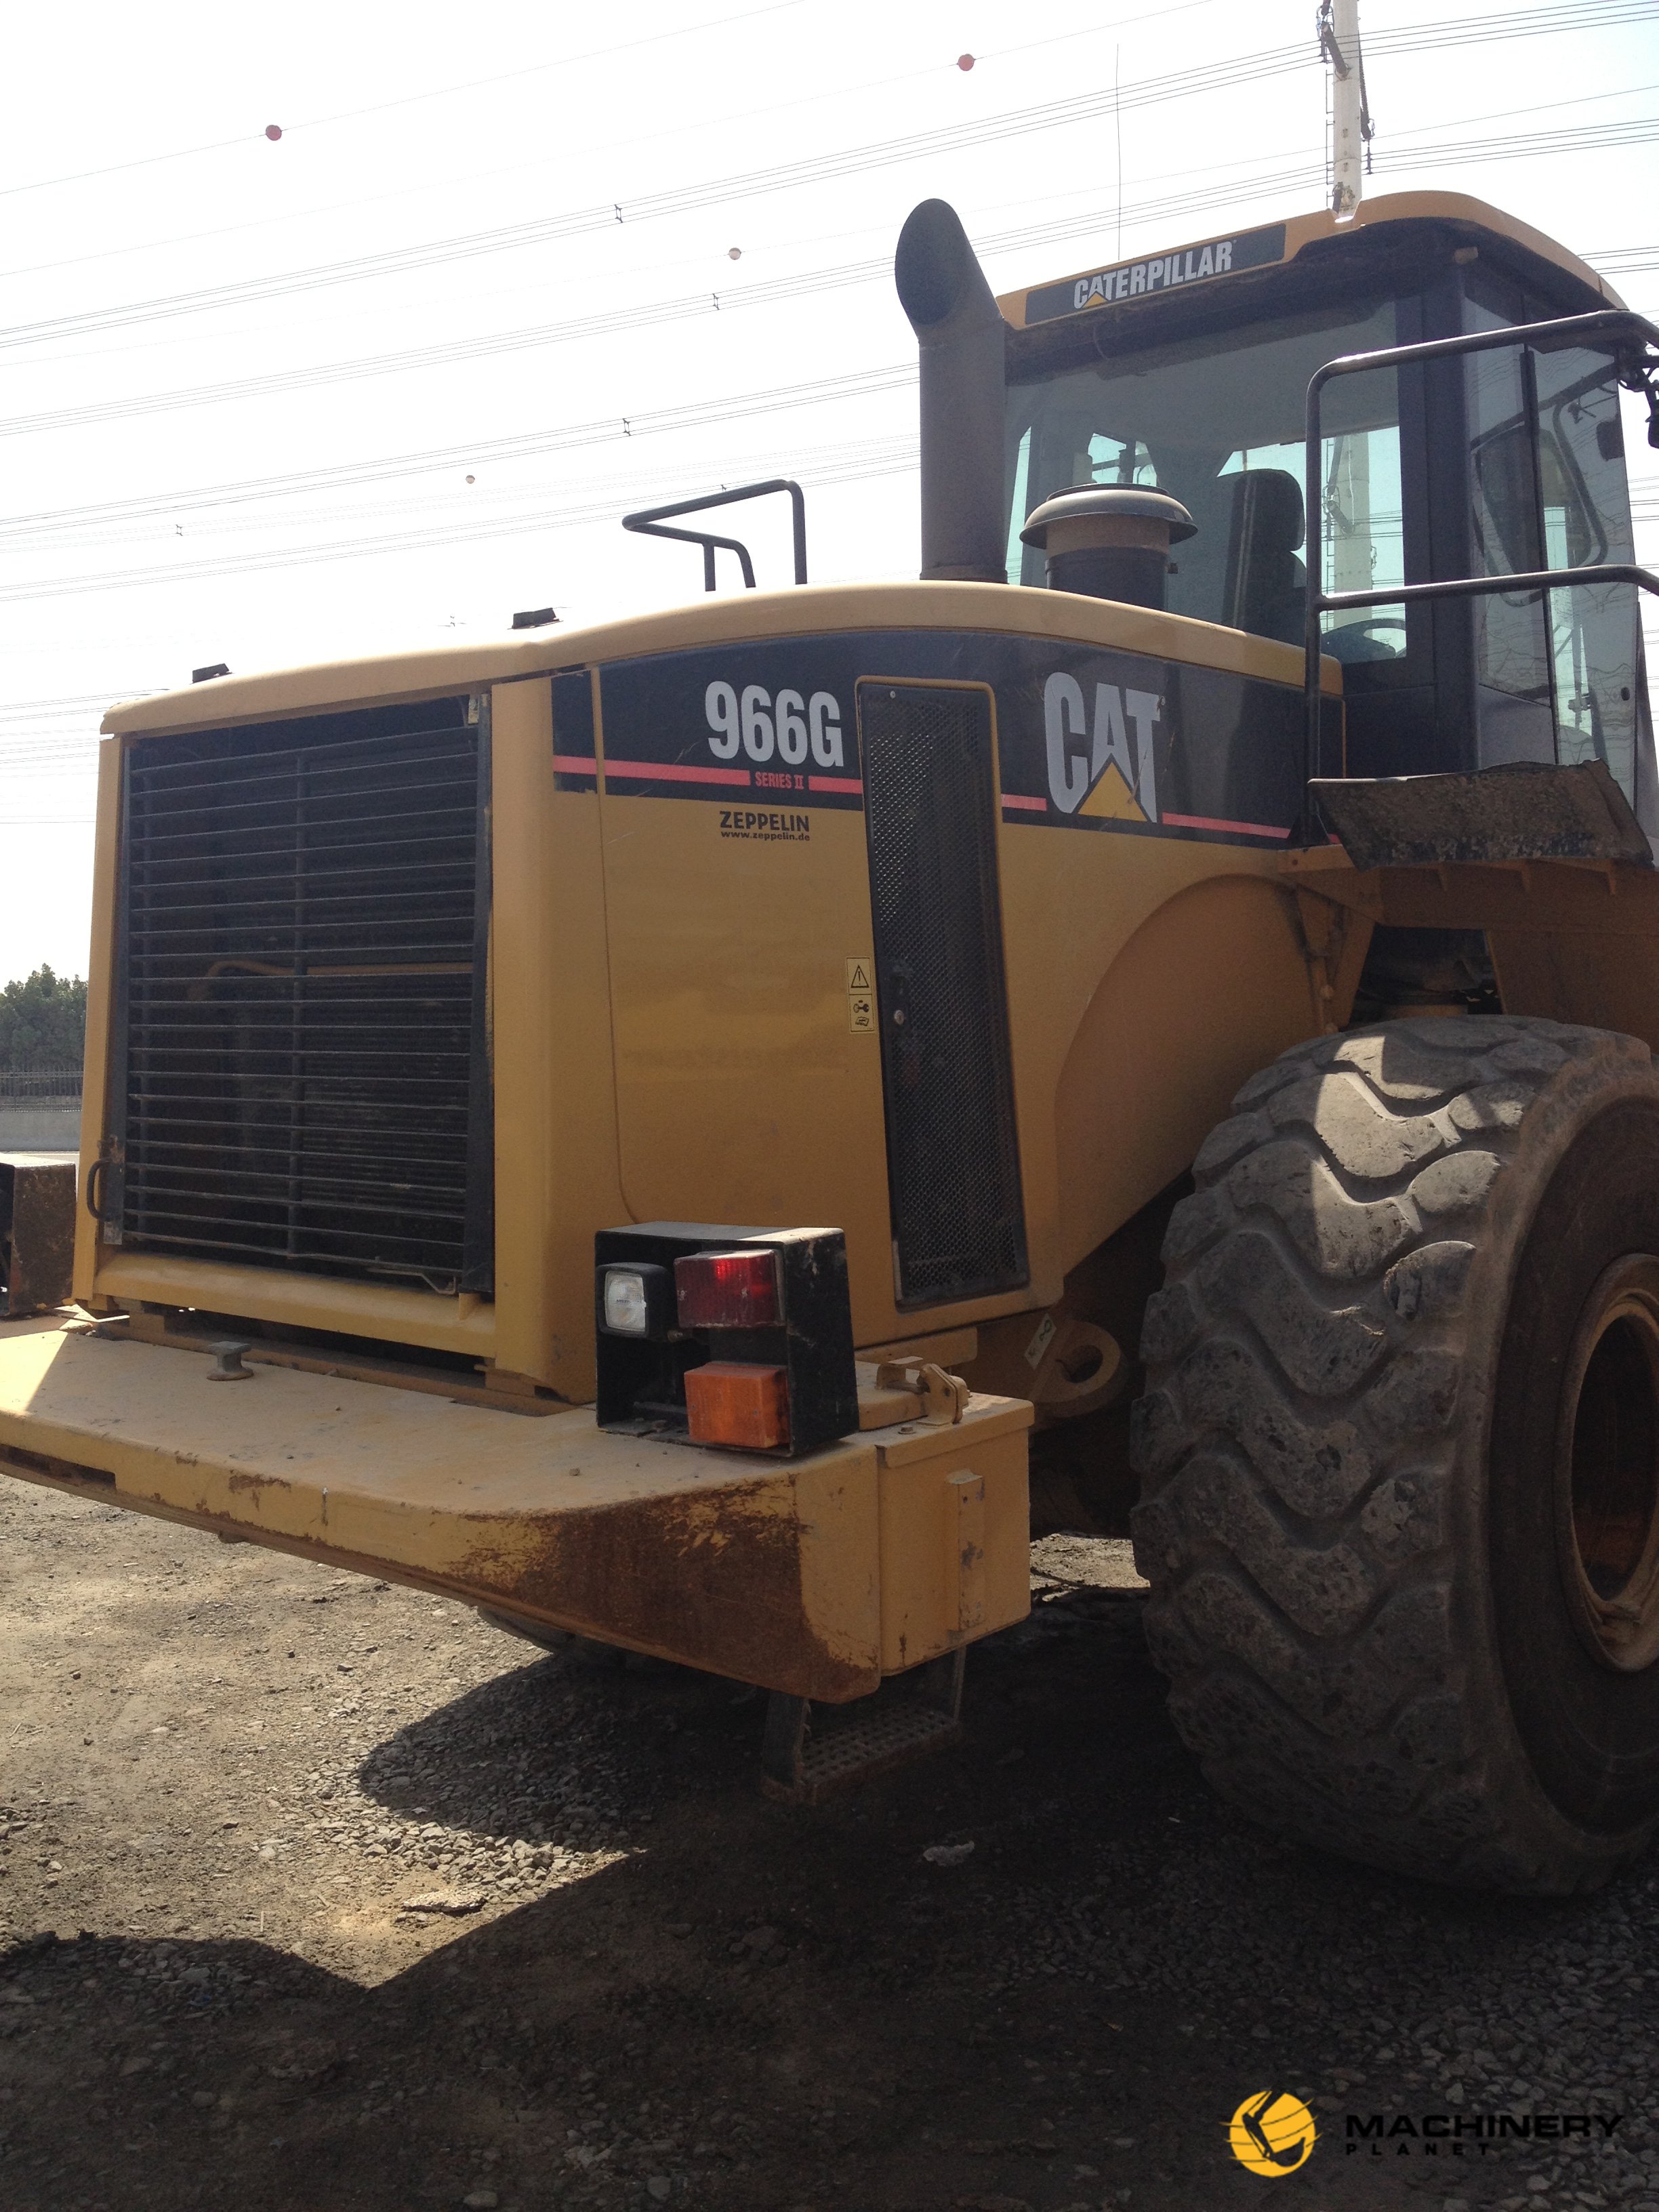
265,123,283,141
957,53,975,70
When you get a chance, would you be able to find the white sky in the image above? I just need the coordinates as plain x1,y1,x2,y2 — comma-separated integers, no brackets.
1,0,1655,983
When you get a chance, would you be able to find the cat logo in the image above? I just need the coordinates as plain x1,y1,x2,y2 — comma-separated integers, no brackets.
1042,672,1160,821
1226,2089,1318,2177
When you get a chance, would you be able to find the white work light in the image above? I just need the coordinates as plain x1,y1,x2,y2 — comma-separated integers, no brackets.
602,1267,653,1336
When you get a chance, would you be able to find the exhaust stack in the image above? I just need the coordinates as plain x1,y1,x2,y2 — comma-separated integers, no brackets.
895,200,1010,584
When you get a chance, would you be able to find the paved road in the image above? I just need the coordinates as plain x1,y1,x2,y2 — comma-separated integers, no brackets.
1,1480,1654,2211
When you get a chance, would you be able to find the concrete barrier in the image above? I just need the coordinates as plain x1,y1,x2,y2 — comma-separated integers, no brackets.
0,1106,81,1151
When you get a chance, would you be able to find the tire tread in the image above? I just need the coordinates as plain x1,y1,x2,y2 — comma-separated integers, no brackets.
1130,1015,1656,1889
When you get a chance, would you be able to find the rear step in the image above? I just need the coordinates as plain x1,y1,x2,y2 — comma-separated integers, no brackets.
760,1650,966,1802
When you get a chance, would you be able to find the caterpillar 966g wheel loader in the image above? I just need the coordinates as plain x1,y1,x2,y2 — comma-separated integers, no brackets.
5,188,1659,1889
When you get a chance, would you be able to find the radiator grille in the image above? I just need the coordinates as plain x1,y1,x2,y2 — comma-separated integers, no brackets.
110,696,491,1292
859,682,1027,1308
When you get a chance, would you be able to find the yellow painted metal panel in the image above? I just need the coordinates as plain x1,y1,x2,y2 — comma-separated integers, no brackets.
874,1413,1031,1674
84,586,1342,1370
1280,852,1659,1052
1050,872,1316,1271
87,1254,495,1358
488,674,628,1394
997,815,1313,1279
595,781,902,1340
73,737,123,1303
102,583,1339,739
0,1317,876,1696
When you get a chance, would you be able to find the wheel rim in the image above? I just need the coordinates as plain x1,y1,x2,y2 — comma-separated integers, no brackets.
1557,1257,1659,1673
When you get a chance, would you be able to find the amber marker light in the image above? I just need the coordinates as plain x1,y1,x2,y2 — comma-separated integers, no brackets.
684,1361,791,1450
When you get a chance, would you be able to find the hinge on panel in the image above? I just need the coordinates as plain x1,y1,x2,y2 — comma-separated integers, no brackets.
856,1358,970,1430
1293,888,1350,1035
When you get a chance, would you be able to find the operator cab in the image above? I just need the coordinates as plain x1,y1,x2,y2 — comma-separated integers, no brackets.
995,194,1653,827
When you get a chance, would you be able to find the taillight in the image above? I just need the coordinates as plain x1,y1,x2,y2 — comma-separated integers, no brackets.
684,1361,790,1450
594,1223,857,1458
674,1248,779,1329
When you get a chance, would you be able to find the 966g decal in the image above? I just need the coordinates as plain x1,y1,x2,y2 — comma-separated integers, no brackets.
703,681,846,769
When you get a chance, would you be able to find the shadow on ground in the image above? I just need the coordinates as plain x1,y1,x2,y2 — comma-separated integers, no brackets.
1,1580,1650,2212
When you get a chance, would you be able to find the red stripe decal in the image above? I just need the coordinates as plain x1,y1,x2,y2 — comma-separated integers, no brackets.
1000,792,1048,813
605,759,752,786
552,755,595,775
808,775,863,794
1160,811,1291,840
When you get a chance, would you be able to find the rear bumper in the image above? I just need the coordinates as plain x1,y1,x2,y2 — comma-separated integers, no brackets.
0,1316,1031,1701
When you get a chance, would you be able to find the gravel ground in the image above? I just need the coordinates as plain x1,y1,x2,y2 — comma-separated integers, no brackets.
1,1478,1656,2211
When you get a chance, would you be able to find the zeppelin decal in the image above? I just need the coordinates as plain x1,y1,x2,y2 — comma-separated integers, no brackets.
717,807,812,842
1023,223,1286,325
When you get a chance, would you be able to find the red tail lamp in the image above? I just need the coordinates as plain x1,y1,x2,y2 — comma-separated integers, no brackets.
674,1247,779,1329
684,1361,790,1450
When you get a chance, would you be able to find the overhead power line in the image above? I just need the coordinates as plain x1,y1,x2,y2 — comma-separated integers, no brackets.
5,103,1651,449
1378,116,1658,165
0,0,814,203
1584,245,1659,271
0,0,1242,293
1,0,1647,355
0,364,917,518
0,0,1231,217
0,692,142,718
0,47,1318,348
0,434,919,609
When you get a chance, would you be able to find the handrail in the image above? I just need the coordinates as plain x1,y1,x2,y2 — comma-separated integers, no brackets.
621,478,808,593
1300,308,1659,840
1322,564,1659,614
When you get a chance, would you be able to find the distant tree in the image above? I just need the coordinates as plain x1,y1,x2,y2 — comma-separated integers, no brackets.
0,967,88,1066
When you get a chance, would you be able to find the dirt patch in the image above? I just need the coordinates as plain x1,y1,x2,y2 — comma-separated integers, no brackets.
1,1482,1654,2211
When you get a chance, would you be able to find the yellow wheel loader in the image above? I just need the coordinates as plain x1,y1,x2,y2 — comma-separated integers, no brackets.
5,188,1659,1890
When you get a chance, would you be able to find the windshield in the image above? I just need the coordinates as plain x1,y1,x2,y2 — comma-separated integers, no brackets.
1005,298,1404,663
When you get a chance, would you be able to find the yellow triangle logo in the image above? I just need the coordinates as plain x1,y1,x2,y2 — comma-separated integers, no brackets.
1078,759,1147,821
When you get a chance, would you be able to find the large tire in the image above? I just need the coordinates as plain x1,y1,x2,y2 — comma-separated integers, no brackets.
1130,1014,1659,1892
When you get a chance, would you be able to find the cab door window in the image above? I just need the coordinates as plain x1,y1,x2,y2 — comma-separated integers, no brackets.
1535,347,1641,798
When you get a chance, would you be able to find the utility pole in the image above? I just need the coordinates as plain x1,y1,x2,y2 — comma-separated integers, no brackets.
1320,0,1371,222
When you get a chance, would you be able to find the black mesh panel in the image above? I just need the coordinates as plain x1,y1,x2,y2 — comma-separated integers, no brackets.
859,682,1027,1307
111,697,491,1293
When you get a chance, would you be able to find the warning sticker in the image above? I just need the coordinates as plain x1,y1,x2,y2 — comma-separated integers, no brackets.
846,957,876,1033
